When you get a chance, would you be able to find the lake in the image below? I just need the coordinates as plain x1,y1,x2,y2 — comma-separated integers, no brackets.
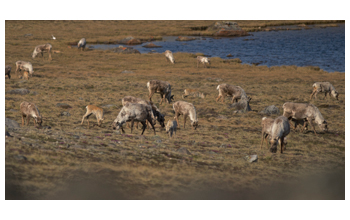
90,24,345,73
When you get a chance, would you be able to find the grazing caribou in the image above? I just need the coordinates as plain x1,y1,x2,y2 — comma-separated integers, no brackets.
260,117,275,150
310,82,339,100
122,96,165,129
166,120,177,138
5,65,11,79
182,89,205,99
78,38,87,51
270,116,290,153
112,102,156,135
165,50,175,64
282,102,328,136
20,101,42,127
173,101,198,130
81,105,104,129
15,61,34,77
216,83,250,103
197,56,210,68
147,80,174,104
32,43,52,60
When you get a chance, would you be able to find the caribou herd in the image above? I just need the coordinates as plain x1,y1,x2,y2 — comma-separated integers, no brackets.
5,41,341,154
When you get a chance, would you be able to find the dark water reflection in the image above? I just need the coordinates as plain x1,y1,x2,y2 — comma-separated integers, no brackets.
91,24,345,72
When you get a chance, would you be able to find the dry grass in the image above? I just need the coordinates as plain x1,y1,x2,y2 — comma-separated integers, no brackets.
5,21,345,199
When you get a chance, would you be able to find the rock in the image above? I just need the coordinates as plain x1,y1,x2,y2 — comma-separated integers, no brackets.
208,21,249,37
14,155,27,161
227,54,233,57
30,91,38,95
176,36,196,41
114,47,141,54
56,103,72,109
5,118,20,130
142,43,162,48
7,88,30,95
9,109,18,112
60,112,71,116
121,70,134,74
5,131,13,138
24,34,33,37
217,115,227,120
118,36,135,44
229,98,252,113
245,155,258,163
126,39,142,45
176,147,192,155
101,104,116,108
154,139,162,144
260,105,280,115
42,126,51,129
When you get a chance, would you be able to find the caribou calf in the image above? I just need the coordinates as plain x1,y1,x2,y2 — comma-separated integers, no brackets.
173,101,198,130
166,120,177,138
20,101,42,127
32,43,52,60
81,105,104,129
270,116,290,153
78,38,87,51
282,102,328,136
5,65,11,79
182,89,205,99
310,82,339,100
197,56,210,68
112,103,156,135
147,80,174,104
216,83,250,103
15,61,34,77
165,50,175,64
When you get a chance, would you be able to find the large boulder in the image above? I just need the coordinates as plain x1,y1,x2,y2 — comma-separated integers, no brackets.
260,105,280,115
208,21,249,37
5,118,20,131
6,88,30,95
114,47,141,54
142,43,162,48
229,98,252,113
126,38,142,45
176,36,196,41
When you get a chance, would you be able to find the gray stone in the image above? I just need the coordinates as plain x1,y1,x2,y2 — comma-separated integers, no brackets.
245,155,258,163
14,155,27,161
121,70,134,74
5,118,20,130
56,103,72,109
60,112,71,116
101,104,116,108
114,47,141,54
260,105,280,115
5,131,13,138
7,88,30,95
229,98,252,113
30,91,38,95
176,147,192,155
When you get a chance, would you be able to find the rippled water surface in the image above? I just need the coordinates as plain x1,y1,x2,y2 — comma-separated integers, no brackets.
91,24,345,72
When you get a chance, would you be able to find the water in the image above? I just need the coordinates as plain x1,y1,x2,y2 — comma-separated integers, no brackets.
90,24,345,73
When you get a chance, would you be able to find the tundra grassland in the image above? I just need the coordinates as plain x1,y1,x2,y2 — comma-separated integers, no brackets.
5,21,345,199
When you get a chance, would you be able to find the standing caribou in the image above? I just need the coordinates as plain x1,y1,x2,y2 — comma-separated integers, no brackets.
20,101,42,127
216,83,250,103
112,102,156,135
32,43,52,60
282,102,328,136
78,38,87,51
147,80,174,105
5,65,11,79
197,56,210,68
310,82,339,100
173,101,198,130
165,50,175,64
16,61,34,77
